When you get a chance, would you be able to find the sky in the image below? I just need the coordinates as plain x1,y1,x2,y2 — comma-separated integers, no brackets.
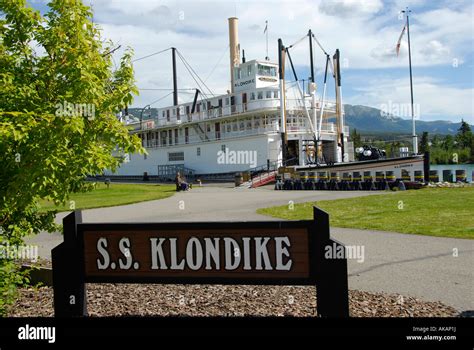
27,0,473,123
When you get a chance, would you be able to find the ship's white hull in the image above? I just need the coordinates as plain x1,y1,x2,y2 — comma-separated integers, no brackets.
110,132,282,176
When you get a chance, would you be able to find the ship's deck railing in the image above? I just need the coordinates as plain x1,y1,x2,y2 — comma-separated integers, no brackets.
143,125,279,149
141,121,346,149
133,98,338,131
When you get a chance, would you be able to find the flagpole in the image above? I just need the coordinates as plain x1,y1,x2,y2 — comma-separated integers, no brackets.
265,20,269,60
403,7,418,154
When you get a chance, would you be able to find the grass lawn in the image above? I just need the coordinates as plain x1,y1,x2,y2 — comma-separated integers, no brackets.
38,183,176,212
257,187,474,239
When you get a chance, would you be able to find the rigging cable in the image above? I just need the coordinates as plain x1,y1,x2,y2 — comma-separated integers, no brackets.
286,34,308,49
311,34,329,56
144,91,174,108
132,48,172,63
176,53,210,101
176,50,215,97
204,45,229,83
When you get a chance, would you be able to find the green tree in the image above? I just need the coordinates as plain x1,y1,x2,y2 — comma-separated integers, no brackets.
455,119,472,148
419,131,430,154
350,128,362,148
471,137,474,163
431,134,441,148
0,0,143,314
442,135,454,151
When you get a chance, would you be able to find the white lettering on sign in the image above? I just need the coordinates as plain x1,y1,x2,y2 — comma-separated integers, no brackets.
118,238,133,270
275,237,292,270
204,238,220,270
147,236,292,271
150,238,167,269
234,78,255,87
94,235,294,272
255,237,272,270
97,238,110,270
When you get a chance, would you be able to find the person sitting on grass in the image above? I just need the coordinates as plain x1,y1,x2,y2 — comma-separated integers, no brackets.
180,175,191,191
175,172,181,192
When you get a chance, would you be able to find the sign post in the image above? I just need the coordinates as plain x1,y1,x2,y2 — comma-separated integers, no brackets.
52,207,349,317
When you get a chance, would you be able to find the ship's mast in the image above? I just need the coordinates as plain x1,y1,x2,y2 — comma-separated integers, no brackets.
172,47,178,106
333,49,344,162
308,29,318,151
278,38,287,165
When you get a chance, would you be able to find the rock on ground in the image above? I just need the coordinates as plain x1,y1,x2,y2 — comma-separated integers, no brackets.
8,284,458,317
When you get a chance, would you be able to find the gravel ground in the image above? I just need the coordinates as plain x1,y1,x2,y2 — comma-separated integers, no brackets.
8,284,458,317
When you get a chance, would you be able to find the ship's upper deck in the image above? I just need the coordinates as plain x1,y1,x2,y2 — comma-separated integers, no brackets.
126,58,340,135
128,86,339,132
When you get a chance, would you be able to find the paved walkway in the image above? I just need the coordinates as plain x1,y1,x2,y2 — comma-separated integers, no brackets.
26,185,473,313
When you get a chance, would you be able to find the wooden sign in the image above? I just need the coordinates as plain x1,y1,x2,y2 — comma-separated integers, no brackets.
52,208,349,317
82,226,309,280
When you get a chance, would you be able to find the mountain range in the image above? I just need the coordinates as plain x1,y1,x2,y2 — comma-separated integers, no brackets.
343,104,469,135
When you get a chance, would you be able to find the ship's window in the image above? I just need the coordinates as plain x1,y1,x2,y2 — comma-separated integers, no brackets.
186,105,190,115
162,110,165,118
166,110,170,121
221,145,226,153
174,129,179,144
250,92,255,100
246,119,252,130
161,131,167,146
266,91,272,99
257,92,263,100
235,68,241,80
257,64,277,77
274,91,279,99
239,121,245,130
168,130,172,145
197,147,201,156
168,152,184,161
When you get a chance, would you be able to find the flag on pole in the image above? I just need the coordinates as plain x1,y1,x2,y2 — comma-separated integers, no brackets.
396,22,406,56
264,20,268,34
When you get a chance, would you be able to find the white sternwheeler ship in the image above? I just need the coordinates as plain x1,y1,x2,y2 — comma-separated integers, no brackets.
110,17,427,186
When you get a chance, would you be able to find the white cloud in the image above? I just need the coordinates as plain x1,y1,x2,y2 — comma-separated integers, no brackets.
346,76,474,123
78,0,472,122
419,40,450,61
318,0,383,17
